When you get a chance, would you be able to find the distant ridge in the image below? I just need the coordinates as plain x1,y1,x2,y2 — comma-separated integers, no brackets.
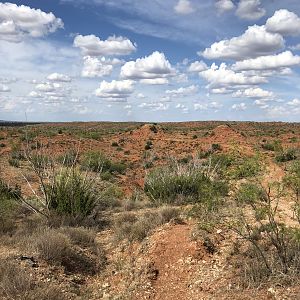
0,120,41,127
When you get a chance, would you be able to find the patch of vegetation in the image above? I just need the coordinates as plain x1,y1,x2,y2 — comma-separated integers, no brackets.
232,181,300,286
145,140,153,150
48,168,98,221
275,148,297,163
81,151,126,174
230,156,261,179
8,158,20,167
0,180,20,234
144,160,228,205
57,149,78,166
113,207,180,242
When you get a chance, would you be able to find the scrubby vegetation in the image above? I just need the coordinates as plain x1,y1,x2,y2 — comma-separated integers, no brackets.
144,159,228,205
1,121,300,298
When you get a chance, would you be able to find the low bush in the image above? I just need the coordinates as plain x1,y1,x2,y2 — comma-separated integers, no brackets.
145,140,153,150
0,260,33,299
59,227,96,247
275,148,297,163
8,158,20,167
57,149,78,166
232,181,300,286
114,207,180,242
30,153,51,170
35,228,71,263
33,228,103,274
48,168,98,221
236,183,267,205
81,151,126,174
230,156,261,179
144,160,228,205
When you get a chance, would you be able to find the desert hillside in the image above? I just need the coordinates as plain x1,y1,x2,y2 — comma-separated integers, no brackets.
1,121,300,299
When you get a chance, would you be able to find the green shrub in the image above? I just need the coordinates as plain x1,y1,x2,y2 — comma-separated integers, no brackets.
48,168,97,220
0,196,18,234
81,151,126,174
231,156,261,179
0,179,21,200
232,182,300,285
211,143,222,151
144,160,228,205
145,140,153,150
59,227,96,247
149,125,158,133
236,183,268,205
8,158,20,167
275,149,297,163
57,149,77,166
111,141,119,147
261,142,275,151
30,153,51,169
81,151,109,172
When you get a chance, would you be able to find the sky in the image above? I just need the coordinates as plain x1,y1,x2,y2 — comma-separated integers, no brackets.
1,1,300,122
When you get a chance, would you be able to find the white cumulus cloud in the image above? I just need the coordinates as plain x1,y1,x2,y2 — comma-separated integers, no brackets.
266,9,300,36
47,73,71,82
0,3,63,42
233,87,275,99
188,60,208,72
95,80,134,102
232,102,247,111
200,63,267,89
0,84,10,92
201,25,284,60
120,51,174,84
74,34,136,56
81,56,114,78
236,0,265,20
166,85,198,97
233,51,300,71
215,0,235,14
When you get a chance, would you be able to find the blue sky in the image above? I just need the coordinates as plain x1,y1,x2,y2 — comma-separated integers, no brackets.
1,0,300,122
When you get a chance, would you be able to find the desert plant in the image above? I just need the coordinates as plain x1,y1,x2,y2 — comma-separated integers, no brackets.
47,168,98,220
231,181,300,284
144,159,228,205
59,227,96,247
34,228,71,263
8,158,20,167
145,140,153,150
236,182,268,205
114,208,180,242
81,151,126,174
0,260,33,299
57,149,78,166
275,148,297,163
231,156,261,179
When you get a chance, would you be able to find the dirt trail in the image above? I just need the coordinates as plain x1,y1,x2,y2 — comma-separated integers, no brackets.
143,224,204,300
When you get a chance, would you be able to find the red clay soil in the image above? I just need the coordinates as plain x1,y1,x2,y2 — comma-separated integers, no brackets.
140,223,206,300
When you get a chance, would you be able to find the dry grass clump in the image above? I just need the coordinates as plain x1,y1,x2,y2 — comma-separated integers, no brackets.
0,259,67,300
113,206,180,242
34,228,71,264
0,260,33,299
59,226,96,247
30,227,105,275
